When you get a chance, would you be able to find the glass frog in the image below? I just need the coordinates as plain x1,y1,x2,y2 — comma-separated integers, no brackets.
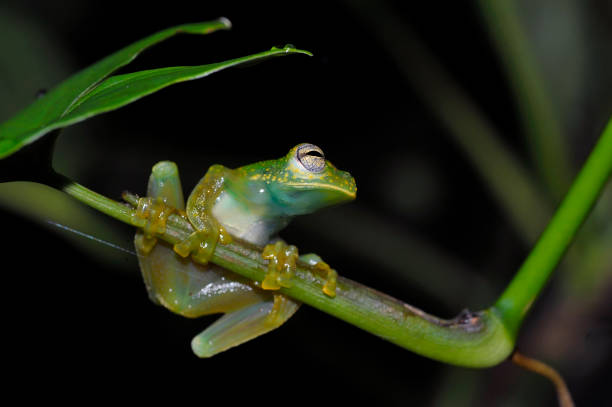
131,143,356,357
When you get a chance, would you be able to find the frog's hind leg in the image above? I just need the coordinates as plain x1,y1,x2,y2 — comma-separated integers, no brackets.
135,161,186,301
300,253,338,298
191,294,300,358
128,161,187,253
146,161,185,210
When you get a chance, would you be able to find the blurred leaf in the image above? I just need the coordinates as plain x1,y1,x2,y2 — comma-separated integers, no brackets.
0,7,73,121
343,0,551,243
0,18,311,159
0,182,135,269
476,0,572,200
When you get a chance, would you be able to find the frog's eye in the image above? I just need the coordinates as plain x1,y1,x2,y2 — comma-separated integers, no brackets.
296,143,325,173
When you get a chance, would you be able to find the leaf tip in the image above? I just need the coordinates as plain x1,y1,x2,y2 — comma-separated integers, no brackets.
299,49,314,57
270,44,313,57
180,18,232,35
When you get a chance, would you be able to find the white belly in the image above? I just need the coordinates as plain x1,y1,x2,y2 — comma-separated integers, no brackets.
212,192,288,246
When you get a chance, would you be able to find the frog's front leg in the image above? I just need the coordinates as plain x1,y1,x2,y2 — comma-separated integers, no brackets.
173,164,232,264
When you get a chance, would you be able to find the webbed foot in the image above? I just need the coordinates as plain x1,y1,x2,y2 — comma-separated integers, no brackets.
300,253,338,298
173,217,232,265
261,240,298,290
126,194,177,254
267,294,298,326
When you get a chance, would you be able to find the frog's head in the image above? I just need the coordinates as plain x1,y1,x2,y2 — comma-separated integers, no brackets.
241,143,356,216
273,143,356,215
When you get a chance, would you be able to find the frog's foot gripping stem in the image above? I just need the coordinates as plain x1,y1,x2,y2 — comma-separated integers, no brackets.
173,217,232,265
124,193,177,254
261,240,299,290
300,253,337,298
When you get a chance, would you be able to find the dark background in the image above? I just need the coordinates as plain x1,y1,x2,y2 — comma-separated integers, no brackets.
1,1,610,405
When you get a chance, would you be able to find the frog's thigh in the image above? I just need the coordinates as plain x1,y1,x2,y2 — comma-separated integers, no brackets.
138,241,267,315
147,161,185,209
191,295,300,358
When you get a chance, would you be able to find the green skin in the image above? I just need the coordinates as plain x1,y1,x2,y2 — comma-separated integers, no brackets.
135,143,356,357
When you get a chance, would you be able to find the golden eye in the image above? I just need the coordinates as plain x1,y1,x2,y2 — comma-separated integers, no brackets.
296,143,325,173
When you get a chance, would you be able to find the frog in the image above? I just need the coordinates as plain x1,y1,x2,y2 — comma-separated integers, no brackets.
129,143,356,357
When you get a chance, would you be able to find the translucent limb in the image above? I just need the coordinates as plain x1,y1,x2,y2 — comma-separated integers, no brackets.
300,253,337,298
191,294,300,358
173,164,232,264
261,240,299,290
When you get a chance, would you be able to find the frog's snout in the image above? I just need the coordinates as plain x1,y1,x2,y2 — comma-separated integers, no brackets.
339,170,357,199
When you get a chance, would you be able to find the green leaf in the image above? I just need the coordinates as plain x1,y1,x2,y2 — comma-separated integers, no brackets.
0,18,311,159
59,48,312,128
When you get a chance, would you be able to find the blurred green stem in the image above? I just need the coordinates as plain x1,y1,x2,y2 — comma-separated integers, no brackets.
494,118,612,339
476,0,572,200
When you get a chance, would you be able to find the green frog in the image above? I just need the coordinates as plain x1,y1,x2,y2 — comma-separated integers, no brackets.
131,143,356,357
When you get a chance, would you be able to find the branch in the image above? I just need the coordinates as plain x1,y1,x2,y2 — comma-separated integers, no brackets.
512,351,575,407
494,117,612,339
61,181,513,368
56,116,612,369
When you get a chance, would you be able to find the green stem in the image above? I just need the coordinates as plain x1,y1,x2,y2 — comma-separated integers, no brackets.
494,118,612,339
61,180,513,367
58,117,612,367
62,182,134,225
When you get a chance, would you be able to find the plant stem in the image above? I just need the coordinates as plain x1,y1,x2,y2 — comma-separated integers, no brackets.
494,118,612,339
60,178,513,368
512,351,575,407
62,182,135,225
57,117,612,368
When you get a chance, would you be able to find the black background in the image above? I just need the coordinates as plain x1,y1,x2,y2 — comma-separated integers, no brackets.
1,1,610,405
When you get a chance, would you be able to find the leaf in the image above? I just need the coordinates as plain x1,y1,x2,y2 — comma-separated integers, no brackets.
0,18,311,159
59,48,312,128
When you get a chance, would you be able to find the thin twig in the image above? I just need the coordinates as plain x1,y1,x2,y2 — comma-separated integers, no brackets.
512,350,574,407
